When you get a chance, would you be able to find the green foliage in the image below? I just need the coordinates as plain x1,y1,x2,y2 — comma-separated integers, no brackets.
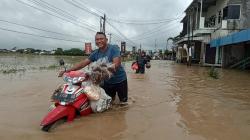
39,64,58,70
54,48,84,56
16,49,24,53
164,50,169,55
208,66,219,79
63,48,84,56
26,48,36,53
1,68,26,74
55,48,64,55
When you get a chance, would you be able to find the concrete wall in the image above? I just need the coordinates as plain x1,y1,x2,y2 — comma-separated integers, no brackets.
205,0,250,30
231,45,245,59
227,0,250,29
205,0,229,28
241,0,250,29
210,0,250,39
229,0,243,4
222,44,245,67
211,28,230,39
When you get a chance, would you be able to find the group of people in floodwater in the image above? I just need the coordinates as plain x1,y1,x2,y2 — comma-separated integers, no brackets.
132,51,151,74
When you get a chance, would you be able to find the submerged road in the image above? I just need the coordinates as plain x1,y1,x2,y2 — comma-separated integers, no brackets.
0,57,250,140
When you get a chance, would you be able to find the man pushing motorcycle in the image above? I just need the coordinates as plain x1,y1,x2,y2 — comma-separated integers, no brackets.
59,32,128,105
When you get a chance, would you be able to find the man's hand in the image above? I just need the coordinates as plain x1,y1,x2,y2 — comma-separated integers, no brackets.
58,70,66,77
107,64,116,73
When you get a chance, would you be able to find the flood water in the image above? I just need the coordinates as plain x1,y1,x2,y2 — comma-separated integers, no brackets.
0,54,250,140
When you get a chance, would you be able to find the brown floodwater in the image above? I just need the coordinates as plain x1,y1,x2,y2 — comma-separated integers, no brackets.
0,54,250,140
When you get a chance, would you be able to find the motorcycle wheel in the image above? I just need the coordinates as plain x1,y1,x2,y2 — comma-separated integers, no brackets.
41,117,66,132
41,123,53,132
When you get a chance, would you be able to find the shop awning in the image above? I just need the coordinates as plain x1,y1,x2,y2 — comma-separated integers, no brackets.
210,28,250,47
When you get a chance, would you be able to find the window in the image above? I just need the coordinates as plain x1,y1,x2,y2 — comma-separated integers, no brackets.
223,5,241,20
228,5,240,19
223,6,228,19
218,10,222,24
205,15,216,27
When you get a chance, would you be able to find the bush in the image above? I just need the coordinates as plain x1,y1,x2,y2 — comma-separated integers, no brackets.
208,66,219,79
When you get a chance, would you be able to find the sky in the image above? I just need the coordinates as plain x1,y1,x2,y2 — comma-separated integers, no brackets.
0,0,192,51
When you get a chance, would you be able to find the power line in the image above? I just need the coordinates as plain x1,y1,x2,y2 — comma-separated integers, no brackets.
107,17,182,25
106,21,137,47
0,26,84,43
130,20,178,39
76,0,104,16
30,0,98,30
38,0,77,20
107,13,185,23
130,22,180,41
130,23,180,41
108,16,181,22
15,0,97,32
0,19,83,38
64,0,102,18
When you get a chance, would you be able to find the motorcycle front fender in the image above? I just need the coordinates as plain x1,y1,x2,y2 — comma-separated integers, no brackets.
40,105,75,126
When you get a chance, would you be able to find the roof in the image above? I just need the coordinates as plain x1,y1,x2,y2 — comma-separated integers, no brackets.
210,28,250,47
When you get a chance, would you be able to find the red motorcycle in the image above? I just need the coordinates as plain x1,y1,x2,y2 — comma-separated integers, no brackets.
40,69,93,131
40,59,113,131
40,59,94,132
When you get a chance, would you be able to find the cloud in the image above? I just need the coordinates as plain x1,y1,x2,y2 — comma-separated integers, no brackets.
0,0,192,51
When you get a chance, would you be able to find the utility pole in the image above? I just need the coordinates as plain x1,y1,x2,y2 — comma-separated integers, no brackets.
187,12,190,66
166,39,169,60
187,9,192,67
155,39,157,52
166,39,168,51
100,17,103,32
103,14,106,33
108,33,112,43
100,14,106,33
139,43,142,54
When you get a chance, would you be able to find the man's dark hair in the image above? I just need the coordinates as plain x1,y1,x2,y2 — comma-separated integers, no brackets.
96,32,106,38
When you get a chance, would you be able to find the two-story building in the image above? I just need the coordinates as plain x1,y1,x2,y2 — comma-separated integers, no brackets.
175,0,250,69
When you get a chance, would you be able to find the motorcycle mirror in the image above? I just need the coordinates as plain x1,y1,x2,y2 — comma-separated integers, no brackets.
59,59,65,66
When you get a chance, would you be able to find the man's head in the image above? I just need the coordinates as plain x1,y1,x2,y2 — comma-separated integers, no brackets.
95,32,108,49
141,51,146,56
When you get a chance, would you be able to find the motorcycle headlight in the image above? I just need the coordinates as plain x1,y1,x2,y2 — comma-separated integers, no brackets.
67,77,72,83
72,77,78,84
78,77,85,82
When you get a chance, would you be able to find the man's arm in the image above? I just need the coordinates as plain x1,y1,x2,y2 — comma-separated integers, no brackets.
112,57,121,71
67,58,91,71
58,58,91,77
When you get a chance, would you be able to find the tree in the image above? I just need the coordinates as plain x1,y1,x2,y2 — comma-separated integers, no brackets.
164,49,170,55
55,48,64,55
26,48,36,53
16,49,24,53
64,48,84,56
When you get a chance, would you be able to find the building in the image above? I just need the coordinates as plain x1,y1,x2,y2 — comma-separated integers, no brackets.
175,0,250,69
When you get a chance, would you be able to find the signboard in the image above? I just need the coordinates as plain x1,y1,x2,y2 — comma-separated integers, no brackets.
132,46,136,54
138,49,141,54
121,42,126,54
85,43,92,55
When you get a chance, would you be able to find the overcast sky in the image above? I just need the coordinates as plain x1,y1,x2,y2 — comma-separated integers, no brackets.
0,0,192,51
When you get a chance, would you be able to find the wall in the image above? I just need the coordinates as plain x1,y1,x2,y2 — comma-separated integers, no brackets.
210,0,250,39
241,0,250,29
211,28,230,39
205,0,229,27
223,44,245,67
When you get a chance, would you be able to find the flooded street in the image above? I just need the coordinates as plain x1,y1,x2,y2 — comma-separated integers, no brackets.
0,55,250,140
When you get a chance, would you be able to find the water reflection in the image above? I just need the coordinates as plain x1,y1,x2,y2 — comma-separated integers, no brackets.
0,54,87,73
1,55,250,140
173,65,250,140
42,109,128,140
